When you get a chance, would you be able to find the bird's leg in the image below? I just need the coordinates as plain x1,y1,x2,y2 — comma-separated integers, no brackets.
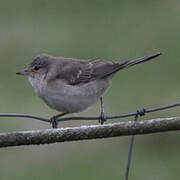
98,96,106,125
50,112,68,128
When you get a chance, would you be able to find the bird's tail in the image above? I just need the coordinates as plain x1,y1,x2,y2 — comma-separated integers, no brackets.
119,52,162,70
102,52,162,78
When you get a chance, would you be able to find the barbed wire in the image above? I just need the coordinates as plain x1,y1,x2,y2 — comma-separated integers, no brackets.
0,101,180,180
0,102,180,123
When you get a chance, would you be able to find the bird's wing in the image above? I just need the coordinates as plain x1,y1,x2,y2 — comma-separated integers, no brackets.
54,52,161,85
56,59,125,85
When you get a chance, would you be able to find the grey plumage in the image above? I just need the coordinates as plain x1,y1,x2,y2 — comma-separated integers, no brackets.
29,52,161,85
17,52,161,114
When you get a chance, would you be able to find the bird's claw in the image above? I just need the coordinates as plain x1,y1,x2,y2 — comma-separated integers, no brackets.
98,112,106,125
50,116,59,128
136,108,146,116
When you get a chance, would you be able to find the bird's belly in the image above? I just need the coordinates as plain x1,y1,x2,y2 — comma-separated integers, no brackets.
41,79,110,113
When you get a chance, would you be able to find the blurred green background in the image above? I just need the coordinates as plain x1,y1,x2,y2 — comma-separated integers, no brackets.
0,0,180,179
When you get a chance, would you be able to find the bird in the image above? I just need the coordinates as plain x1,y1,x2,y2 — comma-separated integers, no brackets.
16,52,161,128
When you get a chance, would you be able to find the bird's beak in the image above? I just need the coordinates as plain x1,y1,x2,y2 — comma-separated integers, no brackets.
16,68,31,76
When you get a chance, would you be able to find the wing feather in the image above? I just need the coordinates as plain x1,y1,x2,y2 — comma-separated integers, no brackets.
53,52,161,85
55,58,122,85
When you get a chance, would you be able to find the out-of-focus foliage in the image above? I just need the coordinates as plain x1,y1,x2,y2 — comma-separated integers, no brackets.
0,0,180,179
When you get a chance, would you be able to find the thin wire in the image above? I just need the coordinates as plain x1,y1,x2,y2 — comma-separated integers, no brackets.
0,113,49,122
125,114,138,180
0,102,180,123
57,102,180,122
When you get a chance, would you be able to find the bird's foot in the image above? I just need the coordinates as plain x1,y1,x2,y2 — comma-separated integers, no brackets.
98,111,106,125
50,116,59,128
50,112,68,128
136,108,146,116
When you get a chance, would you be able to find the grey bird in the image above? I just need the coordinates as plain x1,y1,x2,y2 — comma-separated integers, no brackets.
16,52,161,128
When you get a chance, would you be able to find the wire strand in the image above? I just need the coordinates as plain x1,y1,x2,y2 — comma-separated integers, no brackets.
0,102,180,123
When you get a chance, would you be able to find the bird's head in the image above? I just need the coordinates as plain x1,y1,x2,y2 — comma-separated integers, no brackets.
16,54,50,78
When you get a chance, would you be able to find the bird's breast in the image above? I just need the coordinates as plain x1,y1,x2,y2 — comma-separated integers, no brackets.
29,77,111,113
28,75,47,98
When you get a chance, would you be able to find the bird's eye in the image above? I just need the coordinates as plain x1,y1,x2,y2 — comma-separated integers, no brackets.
34,66,40,71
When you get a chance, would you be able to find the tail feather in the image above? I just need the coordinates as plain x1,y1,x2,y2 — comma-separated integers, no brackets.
120,52,162,69
102,52,162,78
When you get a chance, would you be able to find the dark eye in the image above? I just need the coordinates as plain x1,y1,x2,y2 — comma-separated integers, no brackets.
34,66,40,71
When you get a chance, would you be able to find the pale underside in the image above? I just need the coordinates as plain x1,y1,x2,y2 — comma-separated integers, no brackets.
28,75,111,113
